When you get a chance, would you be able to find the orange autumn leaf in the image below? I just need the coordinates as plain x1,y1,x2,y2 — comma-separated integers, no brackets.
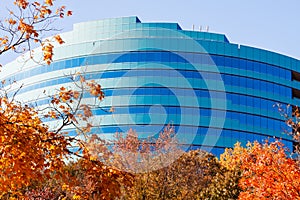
54,35,65,44
45,0,53,6
8,18,17,25
39,6,52,18
42,42,54,65
15,0,29,9
18,19,39,37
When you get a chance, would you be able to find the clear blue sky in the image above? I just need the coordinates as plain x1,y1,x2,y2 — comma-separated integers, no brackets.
2,0,300,63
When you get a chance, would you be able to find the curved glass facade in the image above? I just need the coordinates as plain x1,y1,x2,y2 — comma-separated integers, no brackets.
2,16,299,155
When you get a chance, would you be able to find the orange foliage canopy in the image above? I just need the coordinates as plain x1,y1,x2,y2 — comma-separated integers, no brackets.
221,141,300,200
0,97,69,197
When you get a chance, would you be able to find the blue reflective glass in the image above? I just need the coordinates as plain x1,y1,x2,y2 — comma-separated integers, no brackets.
260,63,267,74
224,57,231,67
246,60,253,71
240,78,247,88
239,95,247,106
239,59,246,70
246,79,254,89
232,58,239,69
267,82,273,93
247,115,254,126
261,117,267,128
253,116,261,127
286,70,291,80
274,84,280,95
240,113,246,124
260,81,267,91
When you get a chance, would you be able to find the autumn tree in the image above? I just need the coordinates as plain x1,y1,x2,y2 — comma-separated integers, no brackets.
110,126,184,199
200,166,241,200
120,146,238,200
95,126,234,200
144,150,221,200
60,158,133,200
0,0,73,198
110,125,182,174
0,72,105,198
0,97,69,199
220,141,300,200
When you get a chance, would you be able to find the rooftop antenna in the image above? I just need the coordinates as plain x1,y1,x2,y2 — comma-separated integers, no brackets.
192,24,195,31
199,25,202,32
206,26,209,32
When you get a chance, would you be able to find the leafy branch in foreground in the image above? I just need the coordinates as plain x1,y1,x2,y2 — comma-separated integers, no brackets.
0,0,72,65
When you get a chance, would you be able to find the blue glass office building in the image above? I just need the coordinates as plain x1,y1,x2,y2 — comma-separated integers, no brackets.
2,16,299,155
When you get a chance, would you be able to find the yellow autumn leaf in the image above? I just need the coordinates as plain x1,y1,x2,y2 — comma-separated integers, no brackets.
72,194,81,199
